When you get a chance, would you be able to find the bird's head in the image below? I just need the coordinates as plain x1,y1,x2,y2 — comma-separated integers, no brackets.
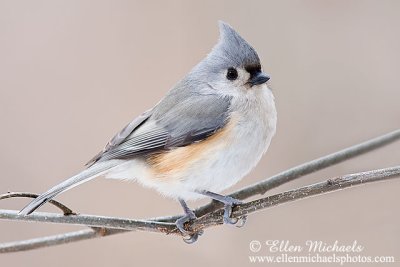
187,21,270,96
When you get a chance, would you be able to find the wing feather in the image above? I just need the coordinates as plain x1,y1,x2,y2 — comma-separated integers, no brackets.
87,89,232,165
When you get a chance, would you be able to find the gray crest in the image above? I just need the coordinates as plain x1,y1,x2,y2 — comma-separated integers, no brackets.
209,21,261,69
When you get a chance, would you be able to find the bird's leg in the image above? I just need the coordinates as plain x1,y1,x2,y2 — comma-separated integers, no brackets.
176,199,196,234
175,198,203,244
197,190,247,226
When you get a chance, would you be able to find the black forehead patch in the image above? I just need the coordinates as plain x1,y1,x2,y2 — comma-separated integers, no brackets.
245,64,262,73
245,64,262,76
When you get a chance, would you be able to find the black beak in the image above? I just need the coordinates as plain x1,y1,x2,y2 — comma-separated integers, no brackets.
249,72,270,86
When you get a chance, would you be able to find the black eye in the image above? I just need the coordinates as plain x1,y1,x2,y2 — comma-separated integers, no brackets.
226,67,238,81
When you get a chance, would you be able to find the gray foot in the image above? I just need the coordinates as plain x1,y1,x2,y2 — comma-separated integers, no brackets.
175,199,203,244
197,191,248,226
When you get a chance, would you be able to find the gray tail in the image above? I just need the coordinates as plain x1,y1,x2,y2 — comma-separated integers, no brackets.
19,161,120,215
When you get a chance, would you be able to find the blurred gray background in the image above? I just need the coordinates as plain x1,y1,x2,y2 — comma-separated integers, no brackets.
1,0,399,266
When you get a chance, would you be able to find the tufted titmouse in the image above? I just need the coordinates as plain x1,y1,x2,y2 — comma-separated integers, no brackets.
20,21,277,242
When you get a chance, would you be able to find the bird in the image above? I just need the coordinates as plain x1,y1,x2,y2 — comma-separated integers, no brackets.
19,21,277,243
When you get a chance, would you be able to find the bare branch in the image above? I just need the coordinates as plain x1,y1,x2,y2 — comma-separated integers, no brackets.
1,166,399,252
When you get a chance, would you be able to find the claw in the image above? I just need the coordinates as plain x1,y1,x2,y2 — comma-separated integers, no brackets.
183,230,203,244
175,214,194,235
235,215,247,228
176,199,203,244
222,198,244,225
196,191,247,227
223,204,239,224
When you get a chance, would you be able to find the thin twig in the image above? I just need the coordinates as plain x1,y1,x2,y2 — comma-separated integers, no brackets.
0,192,75,215
0,228,127,253
0,210,176,233
1,166,399,252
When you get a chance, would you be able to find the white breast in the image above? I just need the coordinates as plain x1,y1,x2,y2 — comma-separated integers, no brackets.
188,86,277,195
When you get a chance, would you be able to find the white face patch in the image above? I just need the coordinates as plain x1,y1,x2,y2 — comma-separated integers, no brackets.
229,68,250,88
207,67,252,97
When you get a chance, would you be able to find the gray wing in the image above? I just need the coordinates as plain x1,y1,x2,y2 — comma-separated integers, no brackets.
88,92,231,165
86,109,153,166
